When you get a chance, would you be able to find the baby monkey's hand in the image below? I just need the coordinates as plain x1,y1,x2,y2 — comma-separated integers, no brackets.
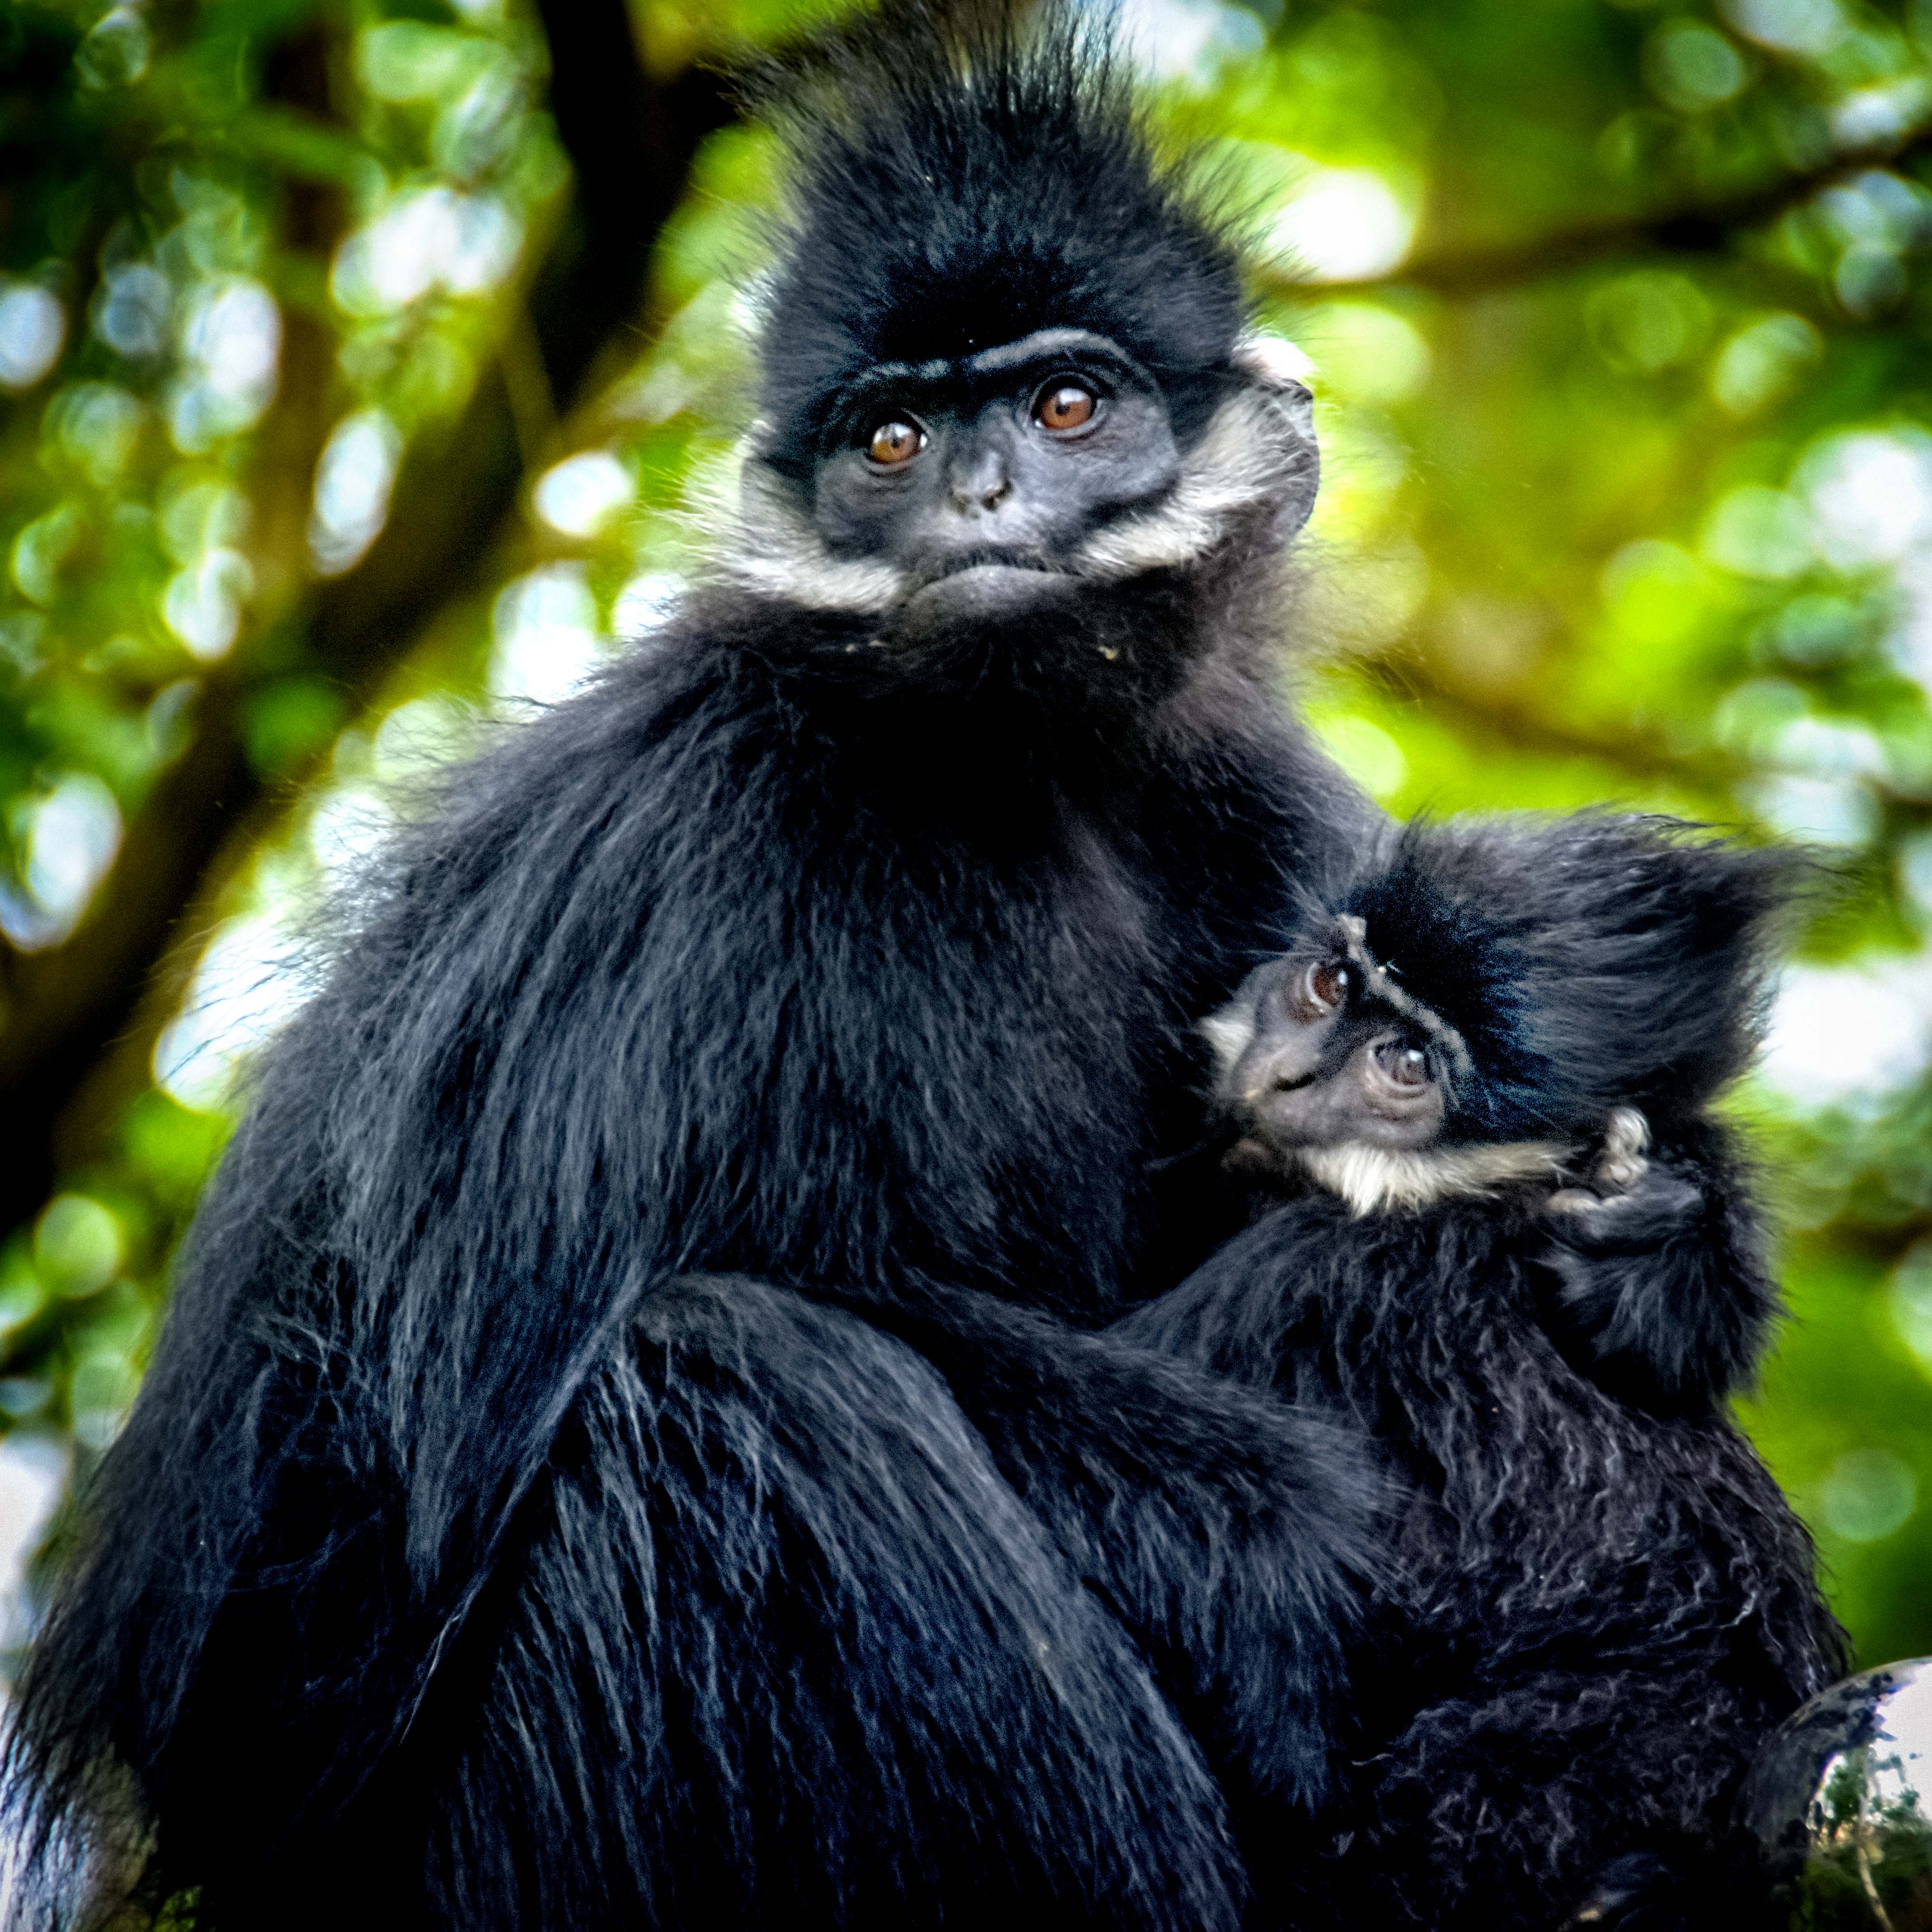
1546,1106,1658,1212
1537,1109,1772,1412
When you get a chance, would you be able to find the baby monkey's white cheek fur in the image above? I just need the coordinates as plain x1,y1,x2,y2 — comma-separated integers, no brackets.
1198,1001,1258,1086
1293,1141,1576,1216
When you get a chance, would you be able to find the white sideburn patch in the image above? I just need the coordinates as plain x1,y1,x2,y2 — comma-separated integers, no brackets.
1294,1140,1575,1215
719,453,910,615
1198,998,1257,1083
1073,386,1313,579
1231,332,1316,392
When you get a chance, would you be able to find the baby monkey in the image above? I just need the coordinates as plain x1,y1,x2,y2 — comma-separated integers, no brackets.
1122,813,1846,1932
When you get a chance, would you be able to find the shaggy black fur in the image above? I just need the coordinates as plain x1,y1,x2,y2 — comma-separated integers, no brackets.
744,2,1248,463
4,10,1382,1929
1120,815,1851,1931
3,9,1779,1924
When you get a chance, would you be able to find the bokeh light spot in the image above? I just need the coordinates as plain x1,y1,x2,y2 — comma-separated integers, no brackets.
1711,313,1821,418
1822,1449,1919,1544
76,6,150,88
0,282,65,389
0,775,124,950
1763,959,1932,1105
1643,21,1748,113
163,549,254,661
1700,486,1813,579
1718,0,1843,52
32,1196,123,1300
491,564,605,706
1270,169,1415,283
310,411,403,575
534,450,635,538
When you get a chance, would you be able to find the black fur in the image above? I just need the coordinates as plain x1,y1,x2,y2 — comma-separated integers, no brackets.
4,13,1788,1924
745,1,1247,466
1120,815,1849,1931
1332,814,1795,1145
3,9,1383,1927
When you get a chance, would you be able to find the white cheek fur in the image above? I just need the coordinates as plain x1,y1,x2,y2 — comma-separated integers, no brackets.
717,459,909,615
710,383,1312,616
1071,388,1313,581
1293,1141,1576,1216
1198,997,1258,1086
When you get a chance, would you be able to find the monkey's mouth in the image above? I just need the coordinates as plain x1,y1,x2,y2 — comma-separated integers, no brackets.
916,548,1068,589
903,552,1075,626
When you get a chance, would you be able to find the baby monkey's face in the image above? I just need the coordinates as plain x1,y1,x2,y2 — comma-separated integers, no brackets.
1207,914,1449,1165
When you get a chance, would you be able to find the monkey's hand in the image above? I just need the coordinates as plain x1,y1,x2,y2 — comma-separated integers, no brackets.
1545,1104,1655,1212
1538,1112,1778,1413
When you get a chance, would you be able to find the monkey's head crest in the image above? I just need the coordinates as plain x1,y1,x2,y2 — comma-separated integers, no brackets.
742,0,1246,458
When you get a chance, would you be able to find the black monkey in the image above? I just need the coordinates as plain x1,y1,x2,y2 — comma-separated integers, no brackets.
6,13,1376,1930
2,10,1748,1928
1120,813,1850,1932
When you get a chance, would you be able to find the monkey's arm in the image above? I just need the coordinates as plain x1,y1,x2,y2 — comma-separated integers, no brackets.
438,1275,1259,1932
1538,1114,1779,1413
833,1283,1382,1815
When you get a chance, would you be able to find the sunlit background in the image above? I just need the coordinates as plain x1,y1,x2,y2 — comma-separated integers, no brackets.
0,0,1931,1667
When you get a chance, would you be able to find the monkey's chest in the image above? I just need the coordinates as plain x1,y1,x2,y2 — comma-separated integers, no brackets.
670,813,1222,1312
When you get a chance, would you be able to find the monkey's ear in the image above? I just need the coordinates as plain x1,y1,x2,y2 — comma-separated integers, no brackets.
1230,333,1320,542
1232,332,1313,397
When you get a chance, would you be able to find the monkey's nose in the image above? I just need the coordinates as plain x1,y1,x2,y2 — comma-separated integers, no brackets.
948,443,1014,514
953,474,1011,512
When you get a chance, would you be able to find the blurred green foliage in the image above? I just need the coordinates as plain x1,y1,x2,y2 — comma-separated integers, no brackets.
0,0,1929,1668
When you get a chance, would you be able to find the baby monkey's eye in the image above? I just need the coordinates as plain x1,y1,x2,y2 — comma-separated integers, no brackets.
1300,958,1350,1014
867,420,925,466
1375,1041,1433,1088
1036,383,1097,431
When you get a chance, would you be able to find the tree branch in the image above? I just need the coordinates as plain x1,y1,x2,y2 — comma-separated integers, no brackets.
1270,121,1932,301
1370,655,1744,791
1357,647,1931,827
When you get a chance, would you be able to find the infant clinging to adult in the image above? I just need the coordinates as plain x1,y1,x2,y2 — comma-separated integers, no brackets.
1119,812,1846,1932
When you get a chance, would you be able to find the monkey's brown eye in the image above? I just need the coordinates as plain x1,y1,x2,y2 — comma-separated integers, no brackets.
867,420,924,465
1375,1041,1433,1088
1036,383,1096,431
1302,959,1349,1013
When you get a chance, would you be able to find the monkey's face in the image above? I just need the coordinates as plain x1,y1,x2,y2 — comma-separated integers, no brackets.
723,330,1316,692
1204,919,1452,1168
807,327,1182,633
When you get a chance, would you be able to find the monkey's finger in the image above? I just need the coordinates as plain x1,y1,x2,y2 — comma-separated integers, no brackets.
1584,1106,1653,1195
1591,1149,1649,1194
1545,1173,1706,1258
1545,1188,1606,1215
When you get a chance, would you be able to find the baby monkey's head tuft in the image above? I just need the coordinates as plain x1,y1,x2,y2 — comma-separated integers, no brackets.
1202,814,1809,1208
